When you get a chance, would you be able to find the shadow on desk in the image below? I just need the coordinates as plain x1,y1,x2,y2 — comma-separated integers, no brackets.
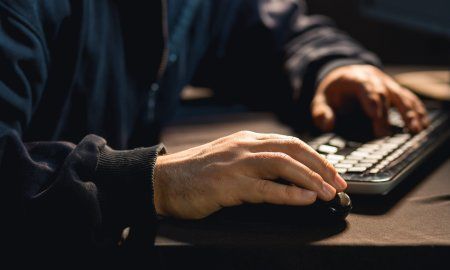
158,216,347,248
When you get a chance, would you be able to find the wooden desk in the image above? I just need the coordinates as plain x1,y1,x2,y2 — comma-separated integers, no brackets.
155,111,450,270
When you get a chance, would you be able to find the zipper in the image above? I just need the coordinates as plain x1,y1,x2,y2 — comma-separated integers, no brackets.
156,0,169,82
147,0,169,122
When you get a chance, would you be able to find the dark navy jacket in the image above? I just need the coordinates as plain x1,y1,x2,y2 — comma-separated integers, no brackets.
0,0,379,256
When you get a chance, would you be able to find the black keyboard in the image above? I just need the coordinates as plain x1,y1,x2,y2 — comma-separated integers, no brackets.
307,108,450,194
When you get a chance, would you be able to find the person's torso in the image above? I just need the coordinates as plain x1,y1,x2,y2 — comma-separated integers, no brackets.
22,0,235,149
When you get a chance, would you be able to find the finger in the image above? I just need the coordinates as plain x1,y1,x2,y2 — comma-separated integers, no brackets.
372,91,391,137
247,137,347,191
370,77,391,137
356,80,390,137
405,90,429,128
388,87,423,133
382,76,428,132
243,178,318,206
247,152,337,201
311,94,336,132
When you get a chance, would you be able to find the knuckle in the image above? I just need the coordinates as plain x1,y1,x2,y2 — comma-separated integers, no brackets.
283,185,295,202
238,130,255,137
417,107,426,115
368,92,381,102
269,152,291,162
243,151,259,163
304,192,318,204
233,138,251,149
322,159,336,173
307,169,324,185
359,78,373,89
257,180,270,194
284,136,303,148
317,165,335,182
402,99,414,109
406,110,417,119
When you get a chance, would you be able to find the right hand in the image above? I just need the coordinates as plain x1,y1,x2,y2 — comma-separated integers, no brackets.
153,131,347,219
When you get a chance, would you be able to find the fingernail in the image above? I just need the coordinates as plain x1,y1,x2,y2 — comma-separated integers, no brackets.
303,189,317,199
322,182,336,200
319,119,328,131
422,116,430,128
334,174,348,190
411,119,420,133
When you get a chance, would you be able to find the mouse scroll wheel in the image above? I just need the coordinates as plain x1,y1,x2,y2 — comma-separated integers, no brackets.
337,192,352,207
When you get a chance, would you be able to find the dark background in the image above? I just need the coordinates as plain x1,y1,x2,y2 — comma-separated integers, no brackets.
306,0,450,65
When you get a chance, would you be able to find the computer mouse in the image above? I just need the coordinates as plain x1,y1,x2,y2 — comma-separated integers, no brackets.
213,192,352,225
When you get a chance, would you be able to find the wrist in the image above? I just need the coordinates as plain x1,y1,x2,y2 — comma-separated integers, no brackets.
316,65,371,97
153,154,170,217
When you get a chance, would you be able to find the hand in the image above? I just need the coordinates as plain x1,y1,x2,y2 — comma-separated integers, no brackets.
312,65,429,137
153,131,347,219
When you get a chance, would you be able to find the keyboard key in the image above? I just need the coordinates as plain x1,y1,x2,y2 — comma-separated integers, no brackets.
380,143,399,149
379,160,390,166
393,149,405,156
393,134,411,139
362,158,380,163
336,168,348,174
310,134,334,146
371,138,387,144
386,156,397,162
346,155,365,160
335,163,353,169
357,148,376,154
358,163,374,168
327,154,345,161
369,168,380,174
327,159,339,165
356,147,374,153
360,143,380,150
370,154,385,160
375,164,385,170
387,136,409,144
318,145,338,154
350,151,369,157
340,159,359,164
348,167,367,173
329,137,346,149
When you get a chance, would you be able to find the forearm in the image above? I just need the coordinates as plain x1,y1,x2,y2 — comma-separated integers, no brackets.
1,123,165,255
193,0,381,110
282,3,381,101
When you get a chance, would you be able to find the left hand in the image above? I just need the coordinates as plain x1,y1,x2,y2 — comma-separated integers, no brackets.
311,65,429,137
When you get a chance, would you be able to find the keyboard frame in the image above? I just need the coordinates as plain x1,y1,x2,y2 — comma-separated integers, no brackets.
310,110,450,195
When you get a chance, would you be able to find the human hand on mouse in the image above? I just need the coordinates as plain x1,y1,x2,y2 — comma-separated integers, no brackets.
311,65,429,137
153,131,347,219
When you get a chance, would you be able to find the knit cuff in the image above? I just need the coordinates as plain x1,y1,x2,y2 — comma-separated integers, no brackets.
316,58,375,86
94,144,166,239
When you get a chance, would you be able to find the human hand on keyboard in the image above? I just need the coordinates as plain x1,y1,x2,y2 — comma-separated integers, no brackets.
311,65,430,137
153,131,347,219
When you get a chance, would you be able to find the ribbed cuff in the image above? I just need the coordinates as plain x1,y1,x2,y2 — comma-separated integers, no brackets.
316,58,370,85
94,143,166,239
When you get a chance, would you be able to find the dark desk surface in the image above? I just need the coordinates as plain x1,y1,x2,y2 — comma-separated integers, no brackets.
155,112,450,269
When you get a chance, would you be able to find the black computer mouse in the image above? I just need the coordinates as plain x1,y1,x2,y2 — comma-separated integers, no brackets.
213,192,352,225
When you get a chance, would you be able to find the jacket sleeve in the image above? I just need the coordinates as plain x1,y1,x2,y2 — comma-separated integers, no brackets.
192,0,381,114
0,2,164,255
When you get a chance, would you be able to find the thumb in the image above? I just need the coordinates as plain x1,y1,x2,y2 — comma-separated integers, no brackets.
311,96,336,132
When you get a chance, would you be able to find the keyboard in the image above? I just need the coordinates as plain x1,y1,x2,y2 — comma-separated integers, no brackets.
307,108,450,195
